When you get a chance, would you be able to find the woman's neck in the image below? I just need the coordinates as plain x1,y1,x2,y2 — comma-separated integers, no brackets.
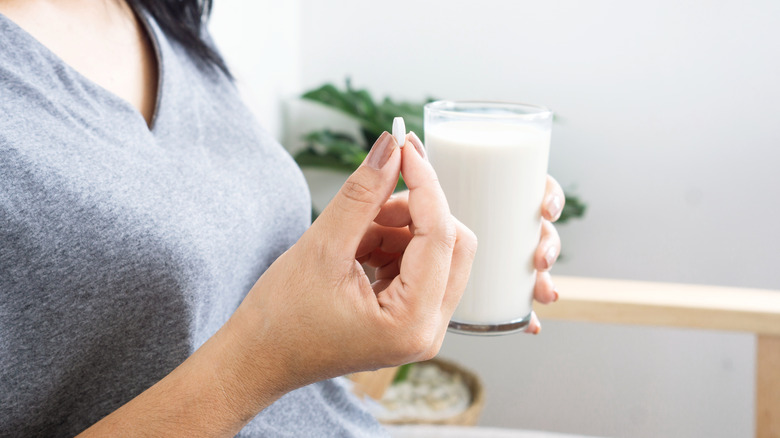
0,0,159,127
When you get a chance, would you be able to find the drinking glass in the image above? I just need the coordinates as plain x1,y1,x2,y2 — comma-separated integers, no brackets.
424,101,553,335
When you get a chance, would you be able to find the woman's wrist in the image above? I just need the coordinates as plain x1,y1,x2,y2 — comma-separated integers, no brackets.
196,305,294,428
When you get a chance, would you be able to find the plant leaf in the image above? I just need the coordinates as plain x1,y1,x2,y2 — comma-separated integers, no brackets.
301,84,358,118
294,129,368,173
559,194,587,223
392,363,413,384
302,80,429,144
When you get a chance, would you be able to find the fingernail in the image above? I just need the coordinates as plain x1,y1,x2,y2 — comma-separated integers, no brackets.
409,131,426,160
533,325,541,335
546,194,563,220
366,132,395,170
553,289,559,302
544,245,558,269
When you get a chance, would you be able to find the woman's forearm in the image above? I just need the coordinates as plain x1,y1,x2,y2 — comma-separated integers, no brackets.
77,310,288,437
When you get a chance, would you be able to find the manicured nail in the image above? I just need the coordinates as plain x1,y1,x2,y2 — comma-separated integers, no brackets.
409,131,426,160
553,289,559,302
366,132,395,169
546,194,563,220
544,245,558,269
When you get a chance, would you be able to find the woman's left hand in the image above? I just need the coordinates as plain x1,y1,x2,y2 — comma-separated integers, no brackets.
525,175,565,334
379,174,565,335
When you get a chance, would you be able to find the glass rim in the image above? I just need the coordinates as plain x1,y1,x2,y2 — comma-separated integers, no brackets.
424,100,552,120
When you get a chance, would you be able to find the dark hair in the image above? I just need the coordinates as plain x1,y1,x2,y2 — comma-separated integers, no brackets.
128,0,231,78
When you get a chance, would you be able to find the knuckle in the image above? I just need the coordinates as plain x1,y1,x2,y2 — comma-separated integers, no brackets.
410,333,435,358
419,335,444,361
340,177,376,207
413,215,457,252
462,225,478,255
439,216,458,250
418,346,439,362
397,328,436,359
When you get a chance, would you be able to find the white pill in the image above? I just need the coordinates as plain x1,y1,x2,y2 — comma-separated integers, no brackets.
392,117,406,147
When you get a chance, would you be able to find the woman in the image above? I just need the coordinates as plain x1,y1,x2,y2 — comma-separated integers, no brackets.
0,0,564,436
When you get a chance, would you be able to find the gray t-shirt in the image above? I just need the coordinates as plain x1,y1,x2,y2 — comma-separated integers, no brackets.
0,9,386,438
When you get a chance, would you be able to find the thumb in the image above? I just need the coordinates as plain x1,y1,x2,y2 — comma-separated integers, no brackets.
313,131,402,259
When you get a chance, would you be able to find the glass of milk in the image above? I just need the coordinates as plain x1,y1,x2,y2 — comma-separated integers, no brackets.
424,101,552,335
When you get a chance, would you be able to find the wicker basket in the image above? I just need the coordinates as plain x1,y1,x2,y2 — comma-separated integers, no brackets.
379,357,485,426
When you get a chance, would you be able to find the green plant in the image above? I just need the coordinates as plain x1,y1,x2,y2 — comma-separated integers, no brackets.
294,79,586,224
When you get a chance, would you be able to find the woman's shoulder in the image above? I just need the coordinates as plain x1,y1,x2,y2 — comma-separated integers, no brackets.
0,12,94,128
0,13,53,83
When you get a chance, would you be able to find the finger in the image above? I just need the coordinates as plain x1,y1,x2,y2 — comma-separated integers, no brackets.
533,219,561,271
440,217,478,318
524,311,542,335
385,132,456,314
360,249,401,270
312,132,401,260
533,271,558,304
355,223,413,260
542,175,565,222
371,278,394,295
374,190,411,227
375,256,402,281
422,217,478,359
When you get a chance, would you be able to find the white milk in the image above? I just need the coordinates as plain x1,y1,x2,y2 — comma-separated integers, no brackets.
426,121,550,324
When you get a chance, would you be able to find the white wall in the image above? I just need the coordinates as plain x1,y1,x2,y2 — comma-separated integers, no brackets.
209,0,301,140
212,1,780,436
299,0,780,289
297,1,779,437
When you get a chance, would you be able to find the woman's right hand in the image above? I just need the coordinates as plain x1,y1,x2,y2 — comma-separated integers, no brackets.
79,131,475,437
232,131,477,392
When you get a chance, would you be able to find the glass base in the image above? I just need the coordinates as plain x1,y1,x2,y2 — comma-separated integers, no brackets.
447,312,532,336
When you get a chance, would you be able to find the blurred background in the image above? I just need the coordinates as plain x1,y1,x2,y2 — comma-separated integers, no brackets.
209,1,780,436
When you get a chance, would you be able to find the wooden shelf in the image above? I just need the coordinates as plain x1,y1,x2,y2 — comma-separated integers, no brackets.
536,276,780,335
536,276,780,437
